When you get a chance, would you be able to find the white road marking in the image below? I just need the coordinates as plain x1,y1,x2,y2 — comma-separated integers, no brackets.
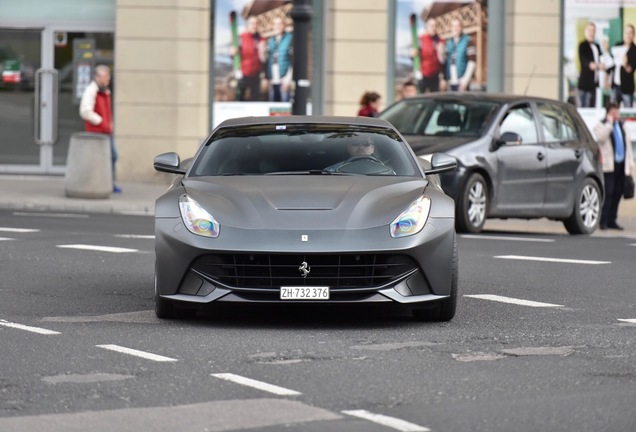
462,234,554,243
0,237,14,241
114,234,155,239
0,227,40,233
494,255,610,265
618,319,636,324
342,410,430,432
0,319,60,335
96,344,178,362
13,212,89,218
464,294,563,308
212,373,302,396
57,244,138,253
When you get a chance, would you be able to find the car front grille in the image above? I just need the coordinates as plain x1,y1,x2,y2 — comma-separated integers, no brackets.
191,254,418,289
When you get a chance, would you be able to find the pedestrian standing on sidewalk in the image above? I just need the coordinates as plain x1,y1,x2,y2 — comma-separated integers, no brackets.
79,64,121,193
594,102,634,230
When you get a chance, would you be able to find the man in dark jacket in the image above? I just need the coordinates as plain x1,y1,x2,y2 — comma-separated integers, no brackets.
578,22,602,107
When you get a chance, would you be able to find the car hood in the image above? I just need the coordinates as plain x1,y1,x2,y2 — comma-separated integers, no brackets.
182,176,429,230
402,135,475,155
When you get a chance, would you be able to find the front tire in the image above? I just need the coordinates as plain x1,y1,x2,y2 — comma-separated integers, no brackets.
563,178,601,235
456,172,488,233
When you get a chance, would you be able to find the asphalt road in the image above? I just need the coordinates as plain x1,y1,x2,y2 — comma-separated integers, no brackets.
0,209,634,432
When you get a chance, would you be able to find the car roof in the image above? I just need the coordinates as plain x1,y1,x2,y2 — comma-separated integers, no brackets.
395,92,567,105
215,115,395,130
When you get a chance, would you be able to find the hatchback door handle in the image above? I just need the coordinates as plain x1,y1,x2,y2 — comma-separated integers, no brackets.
537,152,545,161
575,149,583,158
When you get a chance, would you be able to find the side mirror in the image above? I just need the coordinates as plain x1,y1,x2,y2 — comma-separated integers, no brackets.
154,152,186,174
494,132,523,149
423,153,457,175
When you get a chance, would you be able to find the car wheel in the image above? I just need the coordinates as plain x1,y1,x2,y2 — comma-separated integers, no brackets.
412,237,458,321
563,178,601,235
456,172,488,233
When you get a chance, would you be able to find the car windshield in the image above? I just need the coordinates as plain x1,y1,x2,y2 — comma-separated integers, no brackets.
189,123,421,177
380,99,500,137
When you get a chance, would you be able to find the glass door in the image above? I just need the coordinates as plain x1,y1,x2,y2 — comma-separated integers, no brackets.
0,28,41,168
0,27,113,174
53,31,114,168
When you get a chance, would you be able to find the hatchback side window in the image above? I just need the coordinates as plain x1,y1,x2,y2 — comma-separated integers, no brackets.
560,109,581,141
537,103,576,142
499,104,538,144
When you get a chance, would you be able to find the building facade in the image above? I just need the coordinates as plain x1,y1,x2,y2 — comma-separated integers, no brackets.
0,0,563,182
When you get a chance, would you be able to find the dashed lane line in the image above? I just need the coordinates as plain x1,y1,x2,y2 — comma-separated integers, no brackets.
494,255,610,265
0,227,40,233
212,373,302,396
13,212,89,219
618,319,636,324
0,319,60,335
114,234,155,239
0,237,13,241
461,234,555,243
464,294,564,308
342,410,430,432
96,344,178,362
57,244,139,253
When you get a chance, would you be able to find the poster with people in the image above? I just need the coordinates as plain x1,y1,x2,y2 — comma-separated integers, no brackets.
213,0,314,127
562,0,636,110
394,0,488,100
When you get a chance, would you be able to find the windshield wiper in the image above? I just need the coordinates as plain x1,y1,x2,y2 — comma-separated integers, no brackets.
264,170,354,176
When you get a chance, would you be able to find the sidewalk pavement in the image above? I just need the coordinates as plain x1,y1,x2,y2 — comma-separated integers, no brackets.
1,174,635,237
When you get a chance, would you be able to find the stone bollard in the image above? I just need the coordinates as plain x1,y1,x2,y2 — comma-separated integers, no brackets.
64,132,112,199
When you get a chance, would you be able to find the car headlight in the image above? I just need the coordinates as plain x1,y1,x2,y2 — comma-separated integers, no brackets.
390,195,431,238
179,195,220,238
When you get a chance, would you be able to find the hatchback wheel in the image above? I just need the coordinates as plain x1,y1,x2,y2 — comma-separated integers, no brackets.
456,173,488,233
563,178,601,235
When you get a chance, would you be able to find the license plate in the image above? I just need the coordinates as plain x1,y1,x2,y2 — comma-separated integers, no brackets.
280,286,330,300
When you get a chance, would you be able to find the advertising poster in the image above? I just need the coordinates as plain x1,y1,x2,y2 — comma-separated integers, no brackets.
394,0,488,100
213,0,314,127
563,0,636,140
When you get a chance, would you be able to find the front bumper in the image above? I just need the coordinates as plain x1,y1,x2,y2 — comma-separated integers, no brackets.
155,217,455,307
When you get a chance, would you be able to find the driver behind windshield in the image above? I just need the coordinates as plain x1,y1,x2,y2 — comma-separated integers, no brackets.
325,136,375,173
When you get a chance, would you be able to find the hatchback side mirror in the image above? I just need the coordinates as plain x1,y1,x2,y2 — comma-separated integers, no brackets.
154,152,186,174
494,132,523,149
423,153,458,175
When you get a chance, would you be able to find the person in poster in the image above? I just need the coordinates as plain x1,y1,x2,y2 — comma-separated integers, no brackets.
266,16,293,102
411,17,446,93
230,16,266,101
577,22,603,107
445,18,476,92
610,24,636,108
